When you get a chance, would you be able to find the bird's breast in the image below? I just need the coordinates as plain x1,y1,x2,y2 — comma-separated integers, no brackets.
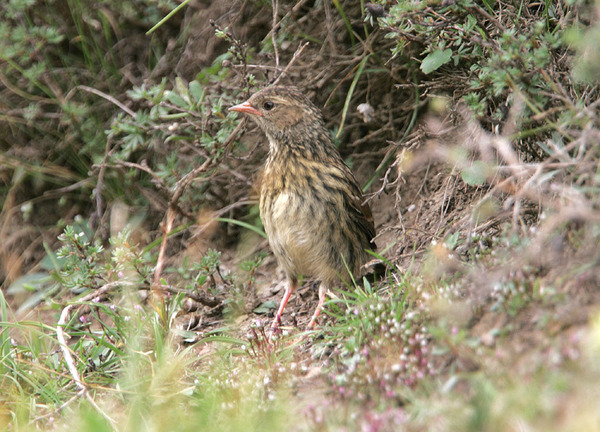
259,162,366,283
260,187,328,280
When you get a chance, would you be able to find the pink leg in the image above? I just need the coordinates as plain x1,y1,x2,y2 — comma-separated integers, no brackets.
271,279,297,332
307,284,327,328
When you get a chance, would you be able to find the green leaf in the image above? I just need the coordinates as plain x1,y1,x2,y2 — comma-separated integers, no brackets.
461,160,490,186
7,272,51,294
189,80,204,103
254,301,277,314
216,217,267,239
444,232,460,250
421,49,452,74
174,77,191,105
41,243,67,271
165,90,189,109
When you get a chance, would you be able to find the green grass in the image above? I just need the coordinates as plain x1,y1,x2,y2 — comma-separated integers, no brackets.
0,288,297,431
2,226,600,431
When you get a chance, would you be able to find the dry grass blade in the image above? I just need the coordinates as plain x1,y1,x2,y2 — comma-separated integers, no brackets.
56,280,132,427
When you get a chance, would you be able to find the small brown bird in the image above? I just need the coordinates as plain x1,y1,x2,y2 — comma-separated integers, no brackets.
229,86,376,330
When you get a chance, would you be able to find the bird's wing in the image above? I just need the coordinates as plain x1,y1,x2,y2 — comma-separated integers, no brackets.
348,190,377,250
341,168,377,250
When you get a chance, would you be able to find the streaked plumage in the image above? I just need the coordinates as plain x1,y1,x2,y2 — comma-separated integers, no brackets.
229,86,375,330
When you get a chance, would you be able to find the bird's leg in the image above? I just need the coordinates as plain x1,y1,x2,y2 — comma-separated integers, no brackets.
270,278,297,333
307,283,327,328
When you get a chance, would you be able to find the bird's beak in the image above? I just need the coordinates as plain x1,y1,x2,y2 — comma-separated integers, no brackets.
229,101,263,117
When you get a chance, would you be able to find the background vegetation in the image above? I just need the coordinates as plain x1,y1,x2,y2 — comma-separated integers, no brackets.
1,0,600,430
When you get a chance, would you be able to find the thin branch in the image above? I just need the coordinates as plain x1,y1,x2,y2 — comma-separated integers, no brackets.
466,4,507,32
152,158,212,292
31,393,81,424
73,85,137,118
271,0,280,68
272,41,310,86
109,159,169,194
152,120,246,292
90,137,113,232
140,284,223,309
232,64,281,71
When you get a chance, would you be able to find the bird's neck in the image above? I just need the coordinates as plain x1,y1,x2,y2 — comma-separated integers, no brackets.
265,128,340,167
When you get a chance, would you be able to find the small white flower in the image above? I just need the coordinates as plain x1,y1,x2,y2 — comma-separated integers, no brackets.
356,103,375,122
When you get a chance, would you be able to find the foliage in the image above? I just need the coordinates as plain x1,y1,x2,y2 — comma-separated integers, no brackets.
0,0,176,166
315,273,435,402
375,0,594,152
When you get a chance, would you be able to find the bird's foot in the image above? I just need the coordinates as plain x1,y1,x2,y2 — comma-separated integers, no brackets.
267,315,282,340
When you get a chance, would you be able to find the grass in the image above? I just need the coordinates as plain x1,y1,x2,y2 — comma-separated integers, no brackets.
1,287,295,431
2,227,600,430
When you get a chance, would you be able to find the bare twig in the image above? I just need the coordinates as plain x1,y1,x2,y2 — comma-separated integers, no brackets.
106,159,202,221
466,4,507,33
232,64,281,71
90,137,113,233
272,41,310,86
109,159,169,193
72,85,136,118
152,158,213,293
323,0,338,56
151,120,246,293
271,0,280,68
31,393,81,424
141,284,223,309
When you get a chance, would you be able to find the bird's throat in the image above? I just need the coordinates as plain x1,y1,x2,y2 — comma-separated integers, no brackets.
266,130,338,166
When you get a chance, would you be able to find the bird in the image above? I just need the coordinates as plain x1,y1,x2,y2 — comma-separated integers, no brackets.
229,86,376,331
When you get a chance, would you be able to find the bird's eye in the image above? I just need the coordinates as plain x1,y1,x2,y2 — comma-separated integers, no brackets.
263,101,275,111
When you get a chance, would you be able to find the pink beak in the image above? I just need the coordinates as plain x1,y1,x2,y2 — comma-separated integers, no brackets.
229,101,263,116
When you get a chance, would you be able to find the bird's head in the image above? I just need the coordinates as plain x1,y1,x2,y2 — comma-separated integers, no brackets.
229,86,325,142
